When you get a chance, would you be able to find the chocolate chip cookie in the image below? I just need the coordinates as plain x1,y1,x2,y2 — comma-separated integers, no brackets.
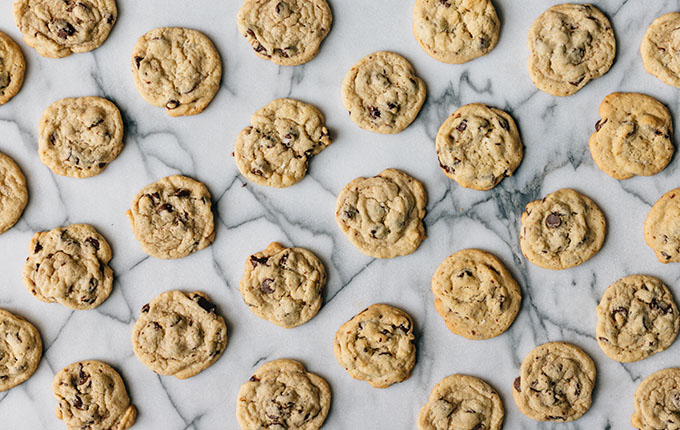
240,242,326,328
436,103,523,190
127,175,215,259
13,0,117,58
596,275,679,363
432,249,522,340
342,51,426,134
632,368,680,429
520,188,606,270
512,342,596,422
418,374,504,430
132,290,227,379
234,98,332,188
237,359,331,430
0,31,25,105
413,0,500,64
527,3,616,96
641,13,680,88
0,308,42,392
237,0,332,66
22,224,113,310
52,360,136,430
131,27,221,116
335,168,427,259
39,96,124,178
334,304,416,389
0,151,28,234
589,92,673,180
645,188,680,263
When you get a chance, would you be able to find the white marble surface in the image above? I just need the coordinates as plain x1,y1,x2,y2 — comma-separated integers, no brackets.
1,0,680,428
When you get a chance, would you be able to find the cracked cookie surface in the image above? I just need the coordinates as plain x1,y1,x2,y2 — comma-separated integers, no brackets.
589,92,673,180
645,188,680,263
127,175,215,259
52,360,136,430
432,249,521,340
237,359,331,430
0,151,27,235
131,27,221,116
12,0,117,58
334,303,416,388
436,103,522,190
336,168,427,259
234,98,331,188
22,223,113,310
413,0,499,64
342,51,426,134
132,290,227,379
0,308,42,392
527,3,615,96
0,31,25,105
237,0,331,66
641,13,680,88
520,188,606,270
39,96,124,178
512,342,596,422
596,275,679,363
240,242,326,328
418,374,504,430
632,368,680,429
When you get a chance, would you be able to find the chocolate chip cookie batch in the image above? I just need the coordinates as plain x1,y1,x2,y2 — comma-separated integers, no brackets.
1,0,680,429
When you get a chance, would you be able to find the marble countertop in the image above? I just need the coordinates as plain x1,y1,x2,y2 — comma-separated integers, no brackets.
1,0,680,429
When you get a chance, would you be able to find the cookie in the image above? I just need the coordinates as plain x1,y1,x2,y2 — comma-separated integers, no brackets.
418,374,504,430
12,0,117,58
237,0,331,66
0,308,42,392
234,98,332,188
336,168,427,259
132,290,227,379
131,27,221,116
240,242,326,328
436,103,523,190
520,188,606,270
644,188,680,263
527,3,615,96
641,13,680,88
333,304,416,389
38,96,124,178
22,224,113,310
432,249,522,340
632,368,680,429
589,92,673,180
512,342,596,422
341,51,426,134
127,175,215,259
0,151,28,234
0,31,25,105
52,360,136,430
596,275,679,363
413,0,500,64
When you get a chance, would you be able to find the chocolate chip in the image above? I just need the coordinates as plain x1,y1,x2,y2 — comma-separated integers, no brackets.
174,189,191,198
273,48,289,58
166,100,180,110
498,117,509,130
141,303,150,313
279,253,288,267
545,212,562,229
73,395,84,409
456,120,467,132
386,102,399,110
344,206,357,219
85,237,100,250
661,251,672,260
194,295,216,313
251,168,264,176
159,203,174,213
438,159,453,174
57,22,76,39
152,322,162,330
650,298,670,313
368,106,381,119
254,43,267,54
439,0,451,6
249,375,260,382
246,29,255,38
479,37,489,49
513,377,521,392
261,278,275,293
106,14,114,24
134,56,143,68
569,75,585,86
78,370,89,386
611,307,628,320
250,255,270,267
98,162,107,168
594,118,607,131
34,242,42,253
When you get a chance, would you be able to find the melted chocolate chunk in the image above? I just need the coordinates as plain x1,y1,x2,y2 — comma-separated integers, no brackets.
194,295,216,313
141,303,150,313
57,22,76,39
545,212,562,229
250,255,270,267
594,118,607,131
174,189,191,198
261,278,275,294
368,106,381,119
513,376,521,392
85,237,100,250
456,120,468,132
34,242,43,253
